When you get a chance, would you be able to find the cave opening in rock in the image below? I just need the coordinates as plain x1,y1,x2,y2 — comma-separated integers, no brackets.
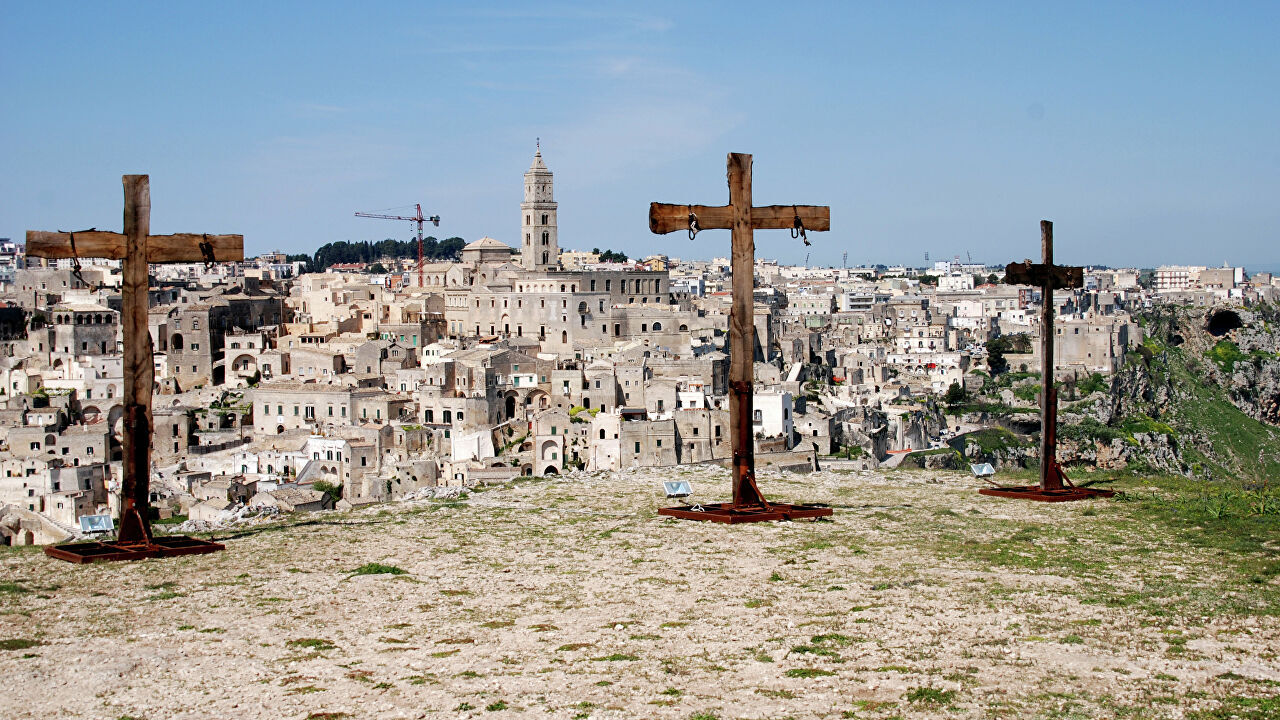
1207,310,1243,337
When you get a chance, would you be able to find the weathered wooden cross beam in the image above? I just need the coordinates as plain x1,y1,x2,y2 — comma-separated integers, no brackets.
981,220,1113,502
27,175,244,561
648,153,833,523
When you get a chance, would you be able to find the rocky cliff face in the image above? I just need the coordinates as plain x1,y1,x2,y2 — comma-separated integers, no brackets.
960,303,1280,479
1204,309,1280,426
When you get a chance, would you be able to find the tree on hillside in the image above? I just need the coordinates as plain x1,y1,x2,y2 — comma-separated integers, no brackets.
594,248,629,263
299,236,469,272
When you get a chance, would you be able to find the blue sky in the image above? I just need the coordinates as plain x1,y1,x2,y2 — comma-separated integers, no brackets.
3,2,1278,269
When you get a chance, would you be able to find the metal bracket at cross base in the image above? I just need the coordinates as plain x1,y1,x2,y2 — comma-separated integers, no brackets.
979,220,1115,503
649,153,833,523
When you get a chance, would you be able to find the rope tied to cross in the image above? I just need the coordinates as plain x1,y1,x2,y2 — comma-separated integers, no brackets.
60,228,101,293
199,233,216,269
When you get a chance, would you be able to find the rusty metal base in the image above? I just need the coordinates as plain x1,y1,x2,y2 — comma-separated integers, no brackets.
658,502,833,523
978,486,1115,503
44,535,225,564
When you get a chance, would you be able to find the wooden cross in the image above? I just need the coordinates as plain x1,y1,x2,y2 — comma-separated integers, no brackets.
26,175,243,545
649,153,832,522
984,221,1111,501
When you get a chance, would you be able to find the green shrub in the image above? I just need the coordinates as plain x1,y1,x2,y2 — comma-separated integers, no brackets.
1078,372,1108,395
1208,340,1246,372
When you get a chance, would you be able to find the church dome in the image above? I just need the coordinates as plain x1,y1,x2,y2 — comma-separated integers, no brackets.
463,237,513,251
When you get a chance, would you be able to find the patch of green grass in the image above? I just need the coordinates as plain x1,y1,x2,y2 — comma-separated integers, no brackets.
905,687,956,705
661,688,683,696
0,638,43,651
348,562,407,577
811,633,854,647
455,703,474,712
744,598,771,608
964,427,1031,454
688,713,719,720
790,644,840,658
485,701,508,711
1061,634,1084,644
593,653,639,661
1187,694,1280,719
286,638,336,652
0,581,30,595
785,668,835,678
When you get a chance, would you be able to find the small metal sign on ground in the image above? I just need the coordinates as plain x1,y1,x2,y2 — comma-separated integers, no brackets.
979,221,1114,503
28,175,239,562
78,515,115,534
648,153,832,523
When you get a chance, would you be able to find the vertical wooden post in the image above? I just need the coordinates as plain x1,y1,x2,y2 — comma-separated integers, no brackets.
1039,220,1061,491
727,153,766,507
119,175,154,543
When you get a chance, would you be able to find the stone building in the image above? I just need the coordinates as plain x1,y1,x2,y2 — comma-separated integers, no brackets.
521,146,559,272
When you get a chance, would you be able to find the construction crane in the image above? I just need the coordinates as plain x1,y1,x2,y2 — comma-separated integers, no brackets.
354,203,441,289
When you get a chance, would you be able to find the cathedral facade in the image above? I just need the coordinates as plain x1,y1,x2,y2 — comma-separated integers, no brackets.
439,148,680,357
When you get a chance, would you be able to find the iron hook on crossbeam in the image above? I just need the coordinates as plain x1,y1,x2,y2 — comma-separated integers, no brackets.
790,206,810,245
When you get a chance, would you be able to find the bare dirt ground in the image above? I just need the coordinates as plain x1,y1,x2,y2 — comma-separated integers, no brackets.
2,466,1278,720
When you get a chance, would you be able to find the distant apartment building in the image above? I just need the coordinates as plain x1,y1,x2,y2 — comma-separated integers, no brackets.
1153,265,1205,292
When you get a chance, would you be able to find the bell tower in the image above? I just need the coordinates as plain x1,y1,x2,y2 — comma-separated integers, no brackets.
521,142,558,272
